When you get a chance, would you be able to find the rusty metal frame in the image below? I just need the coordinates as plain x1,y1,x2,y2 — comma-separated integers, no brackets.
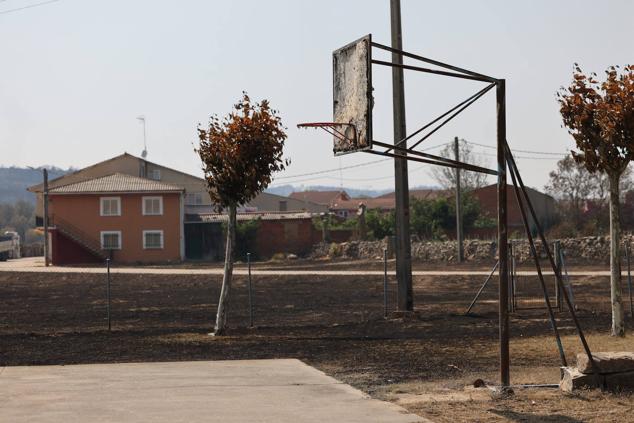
505,143,601,387
299,36,598,390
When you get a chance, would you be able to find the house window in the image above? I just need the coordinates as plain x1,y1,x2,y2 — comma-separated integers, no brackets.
148,169,161,180
185,192,203,205
100,197,121,216
279,200,288,212
143,196,163,215
101,231,121,250
143,230,164,249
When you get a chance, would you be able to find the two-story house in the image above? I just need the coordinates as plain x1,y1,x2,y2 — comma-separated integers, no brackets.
28,153,328,264
47,173,184,264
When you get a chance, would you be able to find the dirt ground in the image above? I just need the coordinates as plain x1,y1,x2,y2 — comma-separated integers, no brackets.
1,266,633,422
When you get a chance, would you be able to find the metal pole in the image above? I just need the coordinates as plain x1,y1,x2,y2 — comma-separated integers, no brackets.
465,260,499,315
384,248,388,318
43,168,49,267
509,243,515,312
507,160,568,369
559,247,575,310
554,241,562,311
496,79,510,388
507,243,512,312
454,137,463,263
247,252,253,328
106,258,111,332
627,244,633,318
390,0,413,311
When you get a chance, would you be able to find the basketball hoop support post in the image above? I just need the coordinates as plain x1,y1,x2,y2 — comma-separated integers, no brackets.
297,31,601,390
496,79,510,388
390,0,414,312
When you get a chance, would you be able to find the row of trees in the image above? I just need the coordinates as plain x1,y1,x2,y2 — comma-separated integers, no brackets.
322,194,488,241
0,201,41,243
197,63,634,338
545,155,633,237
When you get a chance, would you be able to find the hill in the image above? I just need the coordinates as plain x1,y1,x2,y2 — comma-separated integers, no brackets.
265,184,437,198
0,167,72,204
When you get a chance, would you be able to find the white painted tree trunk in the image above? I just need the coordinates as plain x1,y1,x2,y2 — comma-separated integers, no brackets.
214,204,236,336
609,172,625,337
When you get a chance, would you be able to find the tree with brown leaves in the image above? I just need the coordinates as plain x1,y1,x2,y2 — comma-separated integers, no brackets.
558,64,634,336
196,93,288,335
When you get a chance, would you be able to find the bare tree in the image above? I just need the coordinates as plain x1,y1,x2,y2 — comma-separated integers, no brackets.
430,138,490,193
196,93,287,335
545,155,631,233
558,64,634,337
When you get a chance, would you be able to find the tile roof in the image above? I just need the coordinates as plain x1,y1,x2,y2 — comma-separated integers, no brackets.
50,173,184,194
288,190,349,205
331,189,451,210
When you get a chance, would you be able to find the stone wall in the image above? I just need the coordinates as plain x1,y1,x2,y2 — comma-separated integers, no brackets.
311,235,634,265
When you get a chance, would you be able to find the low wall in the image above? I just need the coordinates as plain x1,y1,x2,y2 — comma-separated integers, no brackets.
311,235,634,265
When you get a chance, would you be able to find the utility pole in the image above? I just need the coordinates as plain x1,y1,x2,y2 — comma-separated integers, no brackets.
390,0,413,311
496,80,509,388
454,137,464,262
43,168,49,267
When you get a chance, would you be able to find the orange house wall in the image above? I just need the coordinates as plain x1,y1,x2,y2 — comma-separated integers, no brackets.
49,193,182,263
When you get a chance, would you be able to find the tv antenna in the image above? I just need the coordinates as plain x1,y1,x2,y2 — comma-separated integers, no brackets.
137,115,147,159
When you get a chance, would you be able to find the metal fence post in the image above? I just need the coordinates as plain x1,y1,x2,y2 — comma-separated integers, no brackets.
106,258,111,332
509,244,513,312
627,244,633,318
384,248,388,318
554,241,562,311
247,252,253,328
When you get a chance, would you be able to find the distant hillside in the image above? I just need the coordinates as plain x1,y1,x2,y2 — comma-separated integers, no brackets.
266,184,437,198
0,167,72,204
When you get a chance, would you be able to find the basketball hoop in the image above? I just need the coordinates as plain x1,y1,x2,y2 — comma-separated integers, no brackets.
297,122,358,155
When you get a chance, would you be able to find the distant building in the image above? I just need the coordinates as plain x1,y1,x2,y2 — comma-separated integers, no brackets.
471,184,556,237
290,188,451,219
28,153,328,264
288,185,555,239
48,173,184,264
185,211,320,260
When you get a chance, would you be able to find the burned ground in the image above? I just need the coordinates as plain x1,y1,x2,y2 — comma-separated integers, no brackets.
1,267,633,422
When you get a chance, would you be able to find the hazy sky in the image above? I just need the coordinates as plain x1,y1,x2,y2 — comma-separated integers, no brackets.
2,0,633,191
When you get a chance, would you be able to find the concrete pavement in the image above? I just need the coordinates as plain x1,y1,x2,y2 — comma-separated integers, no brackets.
0,359,424,422
0,257,617,276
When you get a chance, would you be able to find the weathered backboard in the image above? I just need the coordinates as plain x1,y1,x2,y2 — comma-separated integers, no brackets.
332,34,373,155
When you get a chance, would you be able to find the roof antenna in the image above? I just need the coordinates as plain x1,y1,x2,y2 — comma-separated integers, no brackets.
137,115,147,159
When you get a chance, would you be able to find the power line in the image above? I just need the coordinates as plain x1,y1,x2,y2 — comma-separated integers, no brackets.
274,141,451,181
274,158,390,180
465,140,566,156
469,150,563,160
0,0,61,15
270,160,431,187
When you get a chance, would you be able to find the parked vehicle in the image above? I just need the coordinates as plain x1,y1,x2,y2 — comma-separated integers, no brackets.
0,231,21,261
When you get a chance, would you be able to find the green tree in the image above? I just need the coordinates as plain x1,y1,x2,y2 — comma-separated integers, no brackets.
365,209,394,240
196,93,287,335
409,195,480,240
558,65,634,336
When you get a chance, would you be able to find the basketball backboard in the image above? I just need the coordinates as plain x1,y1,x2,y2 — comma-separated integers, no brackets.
332,34,373,155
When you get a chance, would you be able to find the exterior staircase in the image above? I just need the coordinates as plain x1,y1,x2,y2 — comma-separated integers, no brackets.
51,216,108,260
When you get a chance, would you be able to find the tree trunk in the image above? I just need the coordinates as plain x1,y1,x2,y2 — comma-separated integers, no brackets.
214,204,236,336
608,172,625,337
